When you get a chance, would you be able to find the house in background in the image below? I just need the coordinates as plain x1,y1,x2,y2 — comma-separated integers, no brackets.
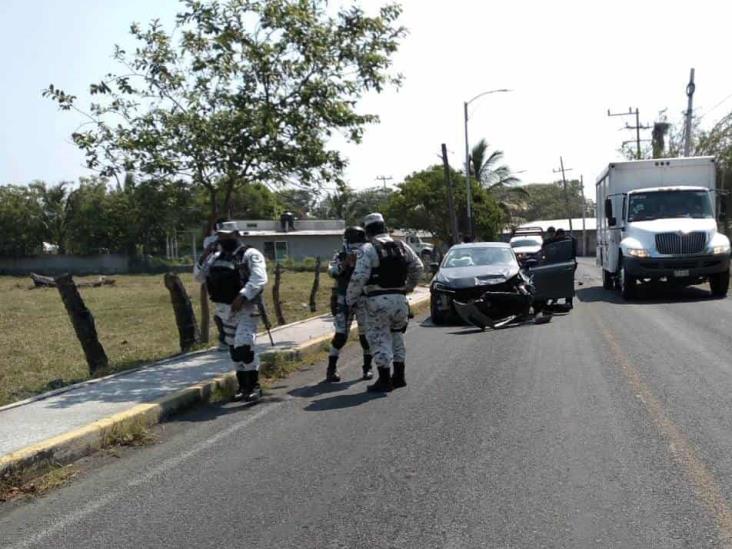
226,219,345,261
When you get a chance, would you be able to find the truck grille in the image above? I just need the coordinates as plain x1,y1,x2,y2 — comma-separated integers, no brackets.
655,232,706,254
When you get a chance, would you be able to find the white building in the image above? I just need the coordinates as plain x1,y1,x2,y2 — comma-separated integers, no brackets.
227,219,345,261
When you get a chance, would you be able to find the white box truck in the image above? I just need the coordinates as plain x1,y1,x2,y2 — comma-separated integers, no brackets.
596,156,730,299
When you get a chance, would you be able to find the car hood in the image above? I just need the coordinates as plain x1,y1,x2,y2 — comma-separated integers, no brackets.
436,264,519,288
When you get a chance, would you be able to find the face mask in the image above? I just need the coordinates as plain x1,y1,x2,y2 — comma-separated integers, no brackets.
220,239,238,252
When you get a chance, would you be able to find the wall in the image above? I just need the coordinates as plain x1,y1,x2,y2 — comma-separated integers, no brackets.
0,254,131,276
243,234,343,261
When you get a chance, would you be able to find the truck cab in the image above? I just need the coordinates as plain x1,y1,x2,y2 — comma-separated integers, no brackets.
597,157,730,298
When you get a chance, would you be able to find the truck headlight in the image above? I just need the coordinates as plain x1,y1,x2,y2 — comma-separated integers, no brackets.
627,248,650,258
712,244,731,255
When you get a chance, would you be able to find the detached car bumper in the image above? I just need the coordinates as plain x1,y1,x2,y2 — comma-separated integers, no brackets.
430,283,514,313
624,254,730,278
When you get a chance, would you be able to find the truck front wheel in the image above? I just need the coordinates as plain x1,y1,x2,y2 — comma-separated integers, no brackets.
618,259,636,300
709,270,730,297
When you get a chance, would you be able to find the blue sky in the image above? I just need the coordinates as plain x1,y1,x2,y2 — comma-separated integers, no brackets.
3,0,732,196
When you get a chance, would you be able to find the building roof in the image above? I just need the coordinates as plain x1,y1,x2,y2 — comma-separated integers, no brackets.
239,230,343,238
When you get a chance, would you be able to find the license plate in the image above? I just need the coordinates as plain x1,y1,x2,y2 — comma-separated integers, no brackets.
673,269,690,277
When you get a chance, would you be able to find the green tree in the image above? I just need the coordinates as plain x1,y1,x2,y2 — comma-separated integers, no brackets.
469,139,519,190
518,180,586,223
0,186,44,256
314,185,392,225
385,165,502,243
28,181,74,254
469,139,525,225
44,0,406,230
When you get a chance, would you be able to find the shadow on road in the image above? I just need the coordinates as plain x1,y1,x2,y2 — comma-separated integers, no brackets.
577,284,717,304
303,391,386,411
288,379,362,399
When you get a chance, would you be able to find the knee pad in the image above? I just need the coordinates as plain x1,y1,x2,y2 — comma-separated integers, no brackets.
230,345,254,364
358,334,369,351
331,332,348,350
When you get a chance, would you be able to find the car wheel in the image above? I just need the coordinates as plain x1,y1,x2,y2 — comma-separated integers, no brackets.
602,269,613,290
430,295,446,325
709,270,730,297
618,258,636,300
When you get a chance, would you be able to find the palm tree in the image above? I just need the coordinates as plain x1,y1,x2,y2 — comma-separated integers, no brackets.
469,139,527,226
469,139,521,190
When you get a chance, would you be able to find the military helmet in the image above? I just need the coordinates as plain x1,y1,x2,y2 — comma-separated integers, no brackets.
344,226,366,244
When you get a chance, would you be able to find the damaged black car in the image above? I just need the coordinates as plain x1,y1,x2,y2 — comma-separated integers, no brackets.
429,241,575,328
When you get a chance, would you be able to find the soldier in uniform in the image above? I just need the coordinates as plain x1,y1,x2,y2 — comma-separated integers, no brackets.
194,228,268,402
325,226,372,382
347,213,424,393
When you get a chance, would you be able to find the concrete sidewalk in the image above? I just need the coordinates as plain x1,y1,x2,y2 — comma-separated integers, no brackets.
0,287,429,472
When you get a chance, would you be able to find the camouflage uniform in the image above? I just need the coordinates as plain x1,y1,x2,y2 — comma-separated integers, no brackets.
327,243,371,379
346,234,423,373
194,245,268,374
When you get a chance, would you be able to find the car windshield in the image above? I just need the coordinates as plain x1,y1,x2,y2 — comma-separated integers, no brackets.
443,247,515,268
627,190,714,222
510,239,541,248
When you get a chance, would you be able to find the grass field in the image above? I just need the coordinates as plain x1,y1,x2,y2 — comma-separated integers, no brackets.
0,270,330,407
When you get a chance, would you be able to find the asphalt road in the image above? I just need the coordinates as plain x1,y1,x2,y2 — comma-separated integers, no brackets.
3,259,732,548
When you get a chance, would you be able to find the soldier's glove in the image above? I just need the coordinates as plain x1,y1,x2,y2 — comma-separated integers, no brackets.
231,294,249,313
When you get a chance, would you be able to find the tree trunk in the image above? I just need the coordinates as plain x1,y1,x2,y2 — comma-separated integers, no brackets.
164,273,200,352
272,262,286,325
199,284,210,344
309,257,321,313
54,274,108,374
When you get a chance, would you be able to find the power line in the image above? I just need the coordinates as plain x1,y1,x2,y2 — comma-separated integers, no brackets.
607,107,651,159
375,175,393,190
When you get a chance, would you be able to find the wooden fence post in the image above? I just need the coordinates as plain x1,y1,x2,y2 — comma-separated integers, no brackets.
164,273,200,352
272,262,286,325
309,257,321,312
199,284,210,344
54,274,108,375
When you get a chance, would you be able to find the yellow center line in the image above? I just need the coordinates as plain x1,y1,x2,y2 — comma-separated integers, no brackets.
590,309,732,547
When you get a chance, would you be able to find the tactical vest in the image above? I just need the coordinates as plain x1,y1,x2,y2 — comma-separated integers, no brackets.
366,240,408,290
206,246,250,304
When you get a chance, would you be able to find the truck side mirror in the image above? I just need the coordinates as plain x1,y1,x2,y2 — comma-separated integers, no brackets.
604,198,613,220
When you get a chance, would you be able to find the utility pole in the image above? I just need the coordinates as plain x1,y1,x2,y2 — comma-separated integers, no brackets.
683,68,696,156
441,143,460,245
376,175,393,190
580,175,587,256
608,107,651,159
553,157,574,235
462,88,512,240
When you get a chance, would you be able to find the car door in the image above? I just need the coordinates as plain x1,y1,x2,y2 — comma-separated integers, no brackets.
530,240,575,300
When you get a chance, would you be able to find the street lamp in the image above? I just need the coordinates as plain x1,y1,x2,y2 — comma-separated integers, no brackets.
463,88,512,239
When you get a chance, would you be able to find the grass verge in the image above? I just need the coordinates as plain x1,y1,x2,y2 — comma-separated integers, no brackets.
0,269,330,407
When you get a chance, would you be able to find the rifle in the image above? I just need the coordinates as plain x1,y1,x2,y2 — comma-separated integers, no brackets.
252,293,275,346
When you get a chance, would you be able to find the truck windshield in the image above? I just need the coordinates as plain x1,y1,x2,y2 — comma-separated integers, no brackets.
627,190,713,222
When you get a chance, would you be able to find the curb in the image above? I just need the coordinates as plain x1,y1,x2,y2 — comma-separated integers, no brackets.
0,294,429,480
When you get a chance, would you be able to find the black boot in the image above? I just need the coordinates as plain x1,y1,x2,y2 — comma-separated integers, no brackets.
244,370,262,402
362,354,373,380
392,361,406,389
325,355,341,382
235,370,250,399
367,367,393,393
